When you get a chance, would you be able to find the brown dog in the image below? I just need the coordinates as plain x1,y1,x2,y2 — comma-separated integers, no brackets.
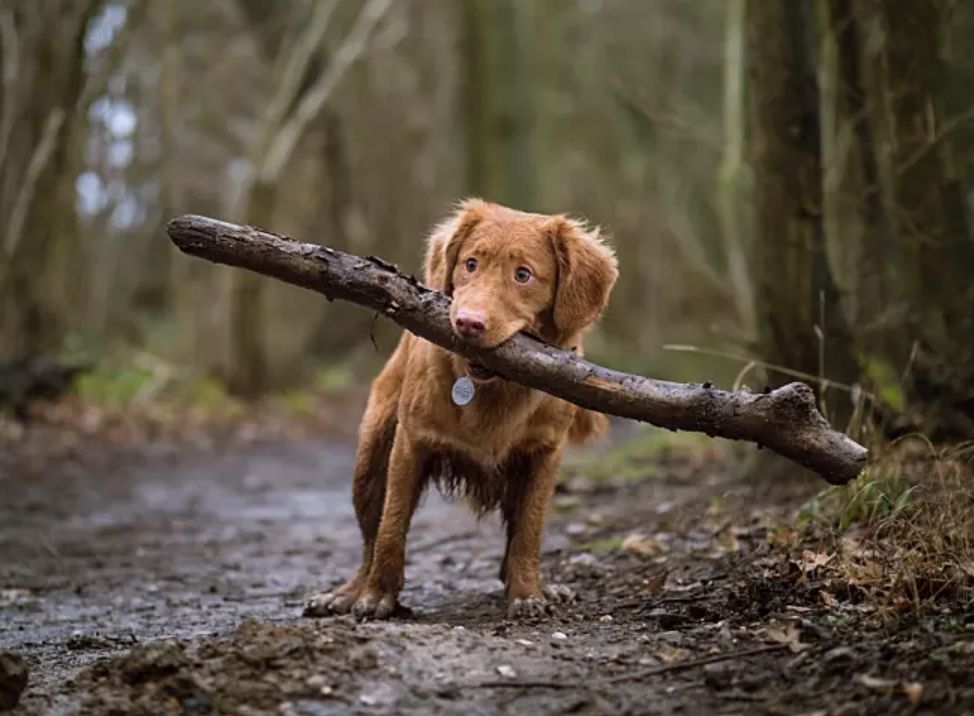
305,199,618,619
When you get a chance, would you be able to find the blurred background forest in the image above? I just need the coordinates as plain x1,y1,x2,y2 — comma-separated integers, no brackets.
2,0,974,440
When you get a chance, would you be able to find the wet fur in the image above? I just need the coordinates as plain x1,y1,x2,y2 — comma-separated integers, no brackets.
307,198,618,619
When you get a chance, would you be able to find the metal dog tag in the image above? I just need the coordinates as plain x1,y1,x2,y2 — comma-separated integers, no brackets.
451,376,476,406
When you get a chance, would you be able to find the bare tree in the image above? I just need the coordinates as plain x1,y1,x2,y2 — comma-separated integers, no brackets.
220,0,394,394
716,0,754,332
461,0,536,208
819,0,974,435
745,0,857,423
0,0,102,356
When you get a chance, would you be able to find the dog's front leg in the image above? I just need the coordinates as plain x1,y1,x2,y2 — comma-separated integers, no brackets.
504,447,574,619
351,427,427,619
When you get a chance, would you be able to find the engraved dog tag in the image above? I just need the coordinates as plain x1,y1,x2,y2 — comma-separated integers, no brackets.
451,376,476,406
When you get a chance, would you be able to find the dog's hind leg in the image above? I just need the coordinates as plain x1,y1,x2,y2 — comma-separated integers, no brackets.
499,453,531,585
500,447,575,619
305,339,406,617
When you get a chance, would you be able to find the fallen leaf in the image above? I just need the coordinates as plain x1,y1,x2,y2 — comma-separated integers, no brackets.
845,560,884,586
657,645,691,664
768,525,798,548
715,534,741,554
643,569,669,596
762,621,808,652
892,595,914,613
902,681,923,706
623,533,664,558
792,550,834,575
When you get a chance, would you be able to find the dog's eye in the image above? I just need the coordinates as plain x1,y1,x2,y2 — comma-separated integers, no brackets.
465,258,478,273
514,266,533,284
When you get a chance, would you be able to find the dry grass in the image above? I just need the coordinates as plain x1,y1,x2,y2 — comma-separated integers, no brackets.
796,436,974,614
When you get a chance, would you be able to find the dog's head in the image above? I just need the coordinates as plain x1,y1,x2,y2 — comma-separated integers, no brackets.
425,199,617,377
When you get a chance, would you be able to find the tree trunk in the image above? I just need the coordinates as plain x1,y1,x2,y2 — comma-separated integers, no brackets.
717,0,754,332
461,0,536,208
745,0,858,424
873,0,974,436
0,0,101,357
820,0,974,436
226,180,277,396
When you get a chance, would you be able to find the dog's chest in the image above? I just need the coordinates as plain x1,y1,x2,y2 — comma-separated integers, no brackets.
410,383,543,466
454,392,536,457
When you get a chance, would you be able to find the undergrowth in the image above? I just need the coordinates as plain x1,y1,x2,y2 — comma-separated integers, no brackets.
797,437,974,613
2,349,365,445
570,425,974,618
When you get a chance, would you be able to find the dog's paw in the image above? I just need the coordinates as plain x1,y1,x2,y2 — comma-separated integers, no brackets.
303,590,358,617
507,595,553,620
350,589,400,620
543,583,576,605
507,584,575,620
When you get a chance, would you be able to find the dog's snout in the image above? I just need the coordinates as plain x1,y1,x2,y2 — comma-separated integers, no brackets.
454,309,486,338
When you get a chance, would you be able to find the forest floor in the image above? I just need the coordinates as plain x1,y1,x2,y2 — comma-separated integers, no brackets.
1,400,973,716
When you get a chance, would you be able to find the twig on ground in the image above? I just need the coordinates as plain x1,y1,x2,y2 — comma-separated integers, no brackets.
410,530,480,554
473,644,789,689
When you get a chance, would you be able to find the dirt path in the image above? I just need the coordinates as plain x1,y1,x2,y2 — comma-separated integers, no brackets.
2,427,971,715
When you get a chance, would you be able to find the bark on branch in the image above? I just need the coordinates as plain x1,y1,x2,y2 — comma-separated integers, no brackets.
166,214,868,484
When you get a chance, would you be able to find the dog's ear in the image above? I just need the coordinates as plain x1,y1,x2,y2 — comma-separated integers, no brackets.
546,215,618,337
424,198,490,295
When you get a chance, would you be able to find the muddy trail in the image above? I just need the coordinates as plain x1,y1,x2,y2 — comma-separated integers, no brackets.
2,422,972,715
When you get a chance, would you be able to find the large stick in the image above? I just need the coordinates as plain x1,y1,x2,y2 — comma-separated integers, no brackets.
167,215,868,484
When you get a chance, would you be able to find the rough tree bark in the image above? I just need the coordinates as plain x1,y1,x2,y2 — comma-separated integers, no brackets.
820,0,974,437
745,0,858,423
167,214,868,484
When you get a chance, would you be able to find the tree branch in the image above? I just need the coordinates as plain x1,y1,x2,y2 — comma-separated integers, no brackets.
0,7,20,173
3,108,65,258
166,214,869,484
260,0,393,182
253,0,340,172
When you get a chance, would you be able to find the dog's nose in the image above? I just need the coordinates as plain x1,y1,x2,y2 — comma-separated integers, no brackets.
455,309,486,338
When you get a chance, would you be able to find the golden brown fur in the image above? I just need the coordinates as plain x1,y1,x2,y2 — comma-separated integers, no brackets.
305,199,618,619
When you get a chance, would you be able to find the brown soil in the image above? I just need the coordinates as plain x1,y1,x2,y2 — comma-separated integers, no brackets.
2,421,972,715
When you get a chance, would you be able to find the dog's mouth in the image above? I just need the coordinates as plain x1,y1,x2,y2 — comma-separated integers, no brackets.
465,360,497,383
